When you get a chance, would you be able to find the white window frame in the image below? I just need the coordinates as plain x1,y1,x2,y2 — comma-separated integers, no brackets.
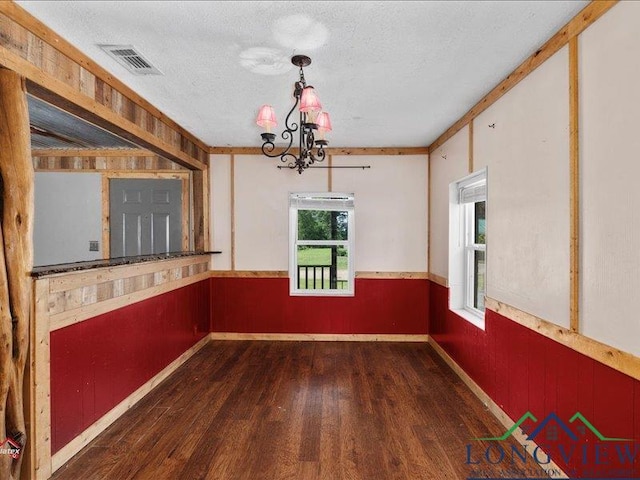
449,168,487,329
289,192,355,296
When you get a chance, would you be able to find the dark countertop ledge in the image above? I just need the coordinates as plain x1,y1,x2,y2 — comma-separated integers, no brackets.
31,251,221,278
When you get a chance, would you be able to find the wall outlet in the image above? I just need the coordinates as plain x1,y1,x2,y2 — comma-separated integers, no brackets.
89,240,99,252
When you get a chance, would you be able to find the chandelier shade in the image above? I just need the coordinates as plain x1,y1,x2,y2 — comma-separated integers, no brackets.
316,111,332,133
299,86,322,113
256,105,278,132
256,55,331,174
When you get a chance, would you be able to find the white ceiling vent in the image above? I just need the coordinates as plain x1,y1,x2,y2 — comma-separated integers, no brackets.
99,44,163,75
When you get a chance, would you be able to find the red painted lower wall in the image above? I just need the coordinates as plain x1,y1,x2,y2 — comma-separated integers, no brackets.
50,280,210,454
210,277,429,334
429,280,640,478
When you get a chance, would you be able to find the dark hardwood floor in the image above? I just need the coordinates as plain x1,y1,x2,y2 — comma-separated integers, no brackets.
51,341,548,479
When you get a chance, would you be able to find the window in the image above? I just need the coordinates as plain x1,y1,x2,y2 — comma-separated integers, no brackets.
289,193,354,296
449,169,487,328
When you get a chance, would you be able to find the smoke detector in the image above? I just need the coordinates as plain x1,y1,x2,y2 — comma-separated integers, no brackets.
99,44,163,75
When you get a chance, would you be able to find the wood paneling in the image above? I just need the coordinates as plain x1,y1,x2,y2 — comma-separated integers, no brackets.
429,280,640,478
33,154,185,172
49,341,548,480
31,256,210,477
49,280,210,459
210,277,428,335
43,256,210,331
31,148,156,157
51,334,210,473
428,339,568,478
485,296,640,382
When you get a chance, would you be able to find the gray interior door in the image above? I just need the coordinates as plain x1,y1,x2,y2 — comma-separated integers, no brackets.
109,179,182,257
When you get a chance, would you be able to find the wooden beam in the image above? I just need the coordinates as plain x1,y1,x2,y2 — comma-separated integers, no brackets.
569,37,580,334
327,154,333,192
0,68,33,480
0,2,209,154
429,1,618,153
23,80,205,171
31,148,156,158
209,146,429,156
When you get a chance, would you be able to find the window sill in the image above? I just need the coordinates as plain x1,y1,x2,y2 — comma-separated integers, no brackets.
450,308,486,331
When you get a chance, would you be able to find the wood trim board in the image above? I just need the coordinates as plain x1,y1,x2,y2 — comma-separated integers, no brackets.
209,270,429,279
428,273,448,287
209,147,429,156
210,333,429,342
569,36,580,334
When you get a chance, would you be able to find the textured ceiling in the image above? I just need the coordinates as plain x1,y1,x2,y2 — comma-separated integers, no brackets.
17,1,588,148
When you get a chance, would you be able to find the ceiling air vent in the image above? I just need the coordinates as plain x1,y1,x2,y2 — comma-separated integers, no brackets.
99,44,163,75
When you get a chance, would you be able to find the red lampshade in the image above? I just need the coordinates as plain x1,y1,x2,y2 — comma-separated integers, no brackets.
299,86,322,113
316,112,332,132
256,105,277,132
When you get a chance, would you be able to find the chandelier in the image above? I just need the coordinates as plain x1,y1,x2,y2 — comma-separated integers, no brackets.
256,55,332,174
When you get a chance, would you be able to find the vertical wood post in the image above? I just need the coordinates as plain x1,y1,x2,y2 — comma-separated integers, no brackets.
0,68,34,480
569,37,580,333
192,168,209,251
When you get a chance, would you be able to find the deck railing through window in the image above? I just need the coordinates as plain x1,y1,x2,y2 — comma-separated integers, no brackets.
297,264,347,290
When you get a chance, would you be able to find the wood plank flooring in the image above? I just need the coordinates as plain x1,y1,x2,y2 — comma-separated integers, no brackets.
51,341,550,479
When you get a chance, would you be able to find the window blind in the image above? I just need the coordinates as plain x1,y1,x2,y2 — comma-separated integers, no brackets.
459,182,486,204
290,193,354,211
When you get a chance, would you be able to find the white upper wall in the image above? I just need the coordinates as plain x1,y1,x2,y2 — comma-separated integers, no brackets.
332,155,427,272
210,154,232,270
474,45,570,329
579,1,640,356
234,155,326,271
210,154,427,272
429,125,469,279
